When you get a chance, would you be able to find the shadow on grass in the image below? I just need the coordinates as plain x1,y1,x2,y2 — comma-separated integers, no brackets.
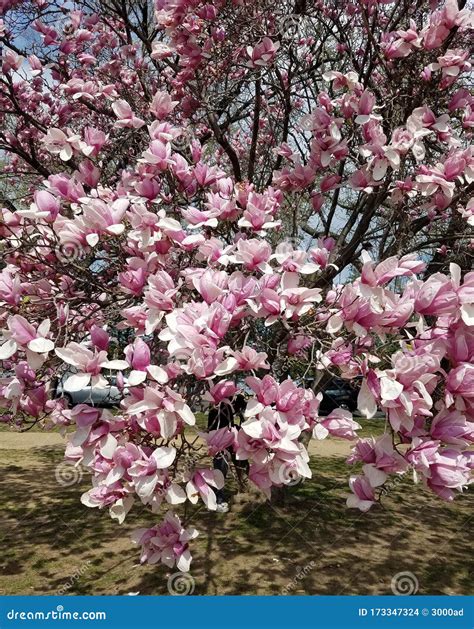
0,446,472,595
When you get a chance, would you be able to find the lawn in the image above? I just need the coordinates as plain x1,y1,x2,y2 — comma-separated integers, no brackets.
0,421,472,596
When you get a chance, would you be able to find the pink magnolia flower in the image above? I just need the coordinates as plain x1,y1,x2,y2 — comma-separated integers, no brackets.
428,49,471,89
355,90,378,124
382,20,422,59
280,272,322,319
431,409,474,446
141,139,172,170
231,239,272,272
313,408,361,441
348,434,407,474
81,127,107,157
288,335,312,355
0,266,22,306
446,363,474,402
123,338,168,386
186,468,225,510
81,483,133,524
2,49,23,73
20,190,60,222
126,385,195,438
41,128,81,161
193,269,228,304
112,99,145,129
90,327,109,351
247,37,280,68
346,464,387,511
127,446,178,503
201,427,238,456
144,271,178,332
271,243,320,275
361,253,425,287
182,206,220,229
150,90,178,119
427,449,472,501
131,511,198,571
54,342,128,391
0,315,55,362
414,272,458,317
405,439,440,476
204,380,238,405
215,346,270,375
320,173,341,193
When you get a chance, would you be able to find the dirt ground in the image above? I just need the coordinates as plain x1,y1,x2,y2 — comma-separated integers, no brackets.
0,426,472,596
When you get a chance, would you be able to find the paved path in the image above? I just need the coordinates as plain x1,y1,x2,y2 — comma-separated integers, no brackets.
0,431,65,449
0,429,353,457
307,438,352,458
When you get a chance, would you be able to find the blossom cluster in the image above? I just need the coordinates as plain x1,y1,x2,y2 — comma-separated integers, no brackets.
0,0,472,575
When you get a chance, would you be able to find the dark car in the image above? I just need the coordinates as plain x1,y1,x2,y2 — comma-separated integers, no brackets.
318,377,360,415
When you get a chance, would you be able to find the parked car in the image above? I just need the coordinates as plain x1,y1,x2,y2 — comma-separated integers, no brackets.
55,374,125,407
318,377,360,415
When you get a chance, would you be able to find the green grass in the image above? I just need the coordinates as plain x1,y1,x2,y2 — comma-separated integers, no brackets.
0,439,472,596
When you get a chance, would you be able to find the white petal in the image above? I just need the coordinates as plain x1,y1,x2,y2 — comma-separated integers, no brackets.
106,466,124,485
326,314,343,334
242,419,263,438
177,404,195,426
461,303,474,326
86,233,99,247
151,446,176,469
106,224,125,235
64,372,91,392
214,357,239,376
55,347,81,367
27,337,54,353
109,496,134,524
146,365,169,384
176,549,192,572
313,423,329,440
166,483,187,505
101,359,129,370
357,380,377,418
346,495,373,512
380,376,403,401
127,370,147,386
0,339,17,359
244,399,264,417
363,464,387,487
100,433,118,459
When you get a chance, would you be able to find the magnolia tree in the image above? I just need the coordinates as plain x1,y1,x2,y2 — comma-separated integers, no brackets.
0,0,473,574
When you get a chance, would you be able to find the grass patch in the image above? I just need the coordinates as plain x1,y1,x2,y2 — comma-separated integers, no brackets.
0,436,472,596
